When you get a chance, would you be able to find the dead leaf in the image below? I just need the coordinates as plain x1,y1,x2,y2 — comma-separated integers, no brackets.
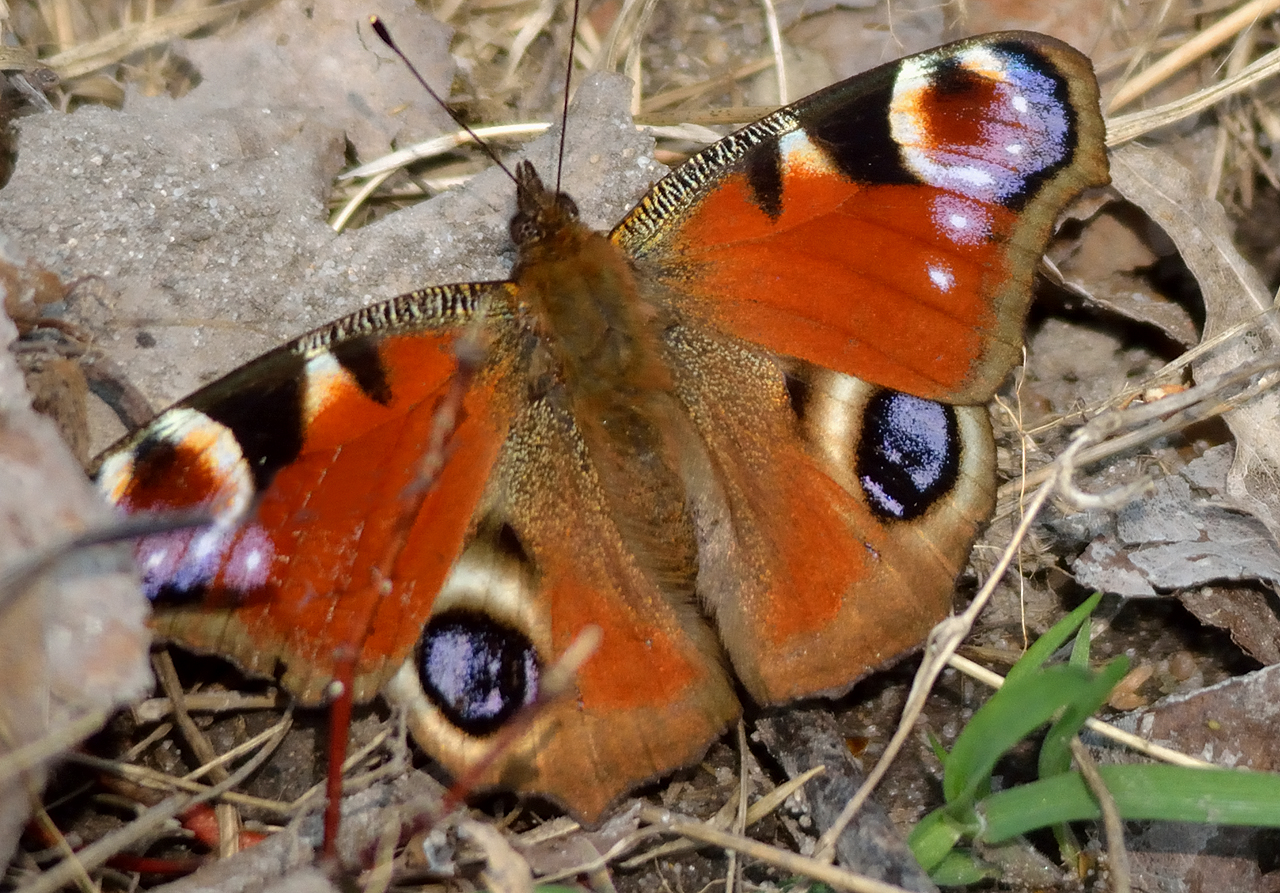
1094,663,1280,893
1109,143,1280,546
1059,205,1200,346
459,819,534,893
1073,444,1280,596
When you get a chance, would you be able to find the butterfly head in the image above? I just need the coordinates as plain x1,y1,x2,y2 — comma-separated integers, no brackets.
510,160,580,249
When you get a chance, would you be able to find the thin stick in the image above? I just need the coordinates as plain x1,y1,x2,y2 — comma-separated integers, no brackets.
1071,738,1131,893
641,808,914,893
758,0,788,105
19,720,289,893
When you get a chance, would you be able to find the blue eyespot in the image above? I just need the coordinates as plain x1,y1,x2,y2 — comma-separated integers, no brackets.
418,610,540,736
857,391,959,521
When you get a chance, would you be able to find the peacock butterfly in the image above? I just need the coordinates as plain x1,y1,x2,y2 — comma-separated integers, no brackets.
93,29,1108,823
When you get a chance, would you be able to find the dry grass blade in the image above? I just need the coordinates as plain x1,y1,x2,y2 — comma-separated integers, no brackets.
25,800,95,893
289,727,397,813
947,654,1212,768
0,45,43,71
757,0,787,105
0,710,107,788
19,797,189,893
42,0,267,81
533,824,666,883
182,714,295,784
1107,0,1280,112
339,124,553,181
1107,43,1280,145
996,356,1280,499
502,0,558,87
1070,738,1131,893
599,0,657,73
618,767,825,870
66,751,294,815
331,123,551,232
133,691,285,723
19,717,289,893
639,58,775,118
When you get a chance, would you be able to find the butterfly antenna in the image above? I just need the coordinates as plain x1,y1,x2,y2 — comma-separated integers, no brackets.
369,16,517,185
553,0,583,195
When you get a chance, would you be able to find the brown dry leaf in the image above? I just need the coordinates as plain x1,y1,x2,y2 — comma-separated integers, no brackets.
1109,143,1280,545
460,819,534,893
1179,584,1280,665
515,805,641,884
1060,206,1199,346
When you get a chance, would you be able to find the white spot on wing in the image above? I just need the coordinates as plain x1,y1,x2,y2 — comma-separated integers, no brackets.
304,351,351,424
927,263,955,292
932,194,991,246
778,129,838,177
98,407,255,523
889,42,1072,203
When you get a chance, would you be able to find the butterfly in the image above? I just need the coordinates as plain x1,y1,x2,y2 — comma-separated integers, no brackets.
94,30,1108,823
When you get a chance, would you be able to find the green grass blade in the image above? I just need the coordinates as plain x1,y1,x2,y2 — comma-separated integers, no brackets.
979,765,1280,843
1006,593,1102,685
927,850,998,886
1037,655,1129,779
907,809,973,872
943,665,1100,804
1068,614,1092,668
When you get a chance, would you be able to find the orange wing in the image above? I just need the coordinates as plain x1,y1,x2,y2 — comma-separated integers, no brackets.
615,31,1108,404
607,32,1107,706
96,284,518,703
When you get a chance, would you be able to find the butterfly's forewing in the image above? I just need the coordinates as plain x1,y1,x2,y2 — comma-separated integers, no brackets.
96,284,519,703
98,224,743,821
615,32,1108,404
613,32,1108,705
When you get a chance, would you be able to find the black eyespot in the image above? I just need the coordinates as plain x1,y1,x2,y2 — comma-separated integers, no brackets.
417,609,540,736
856,390,960,521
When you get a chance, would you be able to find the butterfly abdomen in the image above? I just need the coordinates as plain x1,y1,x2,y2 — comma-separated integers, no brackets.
516,211,704,602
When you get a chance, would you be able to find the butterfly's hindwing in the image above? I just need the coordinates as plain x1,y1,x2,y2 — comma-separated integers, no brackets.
388,389,739,820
